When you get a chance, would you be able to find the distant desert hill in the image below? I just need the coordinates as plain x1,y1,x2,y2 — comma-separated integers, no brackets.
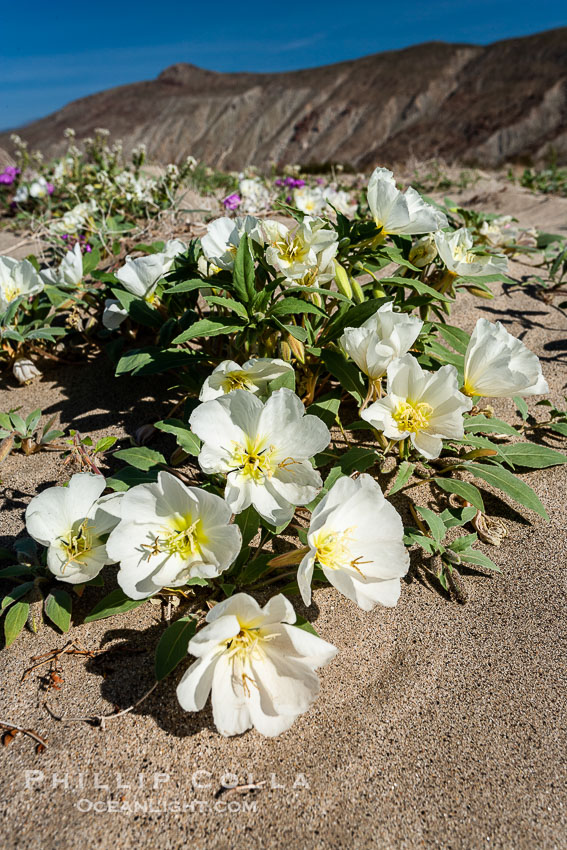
2,28,567,170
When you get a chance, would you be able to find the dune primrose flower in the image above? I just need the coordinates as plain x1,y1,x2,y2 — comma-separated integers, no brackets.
25,473,120,584
298,474,409,610
367,167,447,237
463,318,549,398
340,301,423,381
361,354,472,459
106,471,242,600
435,228,508,278
41,242,83,288
201,215,263,271
190,388,330,526
200,358,294,401
176,592,337,737
0,256,44,312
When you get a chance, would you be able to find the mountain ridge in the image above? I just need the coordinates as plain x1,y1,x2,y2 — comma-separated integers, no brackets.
2,27,566,169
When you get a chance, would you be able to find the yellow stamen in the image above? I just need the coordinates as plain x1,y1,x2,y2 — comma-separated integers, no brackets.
393,400,433,433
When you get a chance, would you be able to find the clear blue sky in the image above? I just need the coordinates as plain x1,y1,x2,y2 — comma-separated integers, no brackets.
1,0,565,131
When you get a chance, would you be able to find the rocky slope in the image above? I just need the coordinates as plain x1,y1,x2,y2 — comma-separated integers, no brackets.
2,27,567,169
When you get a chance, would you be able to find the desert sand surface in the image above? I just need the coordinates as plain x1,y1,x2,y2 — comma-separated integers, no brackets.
0,180,566,850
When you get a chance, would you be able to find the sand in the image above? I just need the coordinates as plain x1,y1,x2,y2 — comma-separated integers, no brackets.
0,180,566,850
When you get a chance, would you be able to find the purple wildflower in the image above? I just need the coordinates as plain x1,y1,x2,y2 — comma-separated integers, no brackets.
0,166,20,185
46,182,54,195
223,193,241,211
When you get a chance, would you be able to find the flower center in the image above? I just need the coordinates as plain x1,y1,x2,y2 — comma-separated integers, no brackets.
393,400,433,433
231,438,276,482
144,515,208,561
222,371,256,393
162,516,206,558
312,527,369,576
60,519,93,570
3,283,20,303
273,235,308,265
298,267,320,287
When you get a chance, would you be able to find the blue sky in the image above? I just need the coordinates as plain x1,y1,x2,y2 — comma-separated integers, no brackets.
2,0,565,130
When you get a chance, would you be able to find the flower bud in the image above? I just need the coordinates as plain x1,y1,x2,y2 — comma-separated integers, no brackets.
280,341,292,362
287,334,305,364
409,234,438,268
351,278,365,304
13,358,42,385
334,261,353,299
465,285,494,300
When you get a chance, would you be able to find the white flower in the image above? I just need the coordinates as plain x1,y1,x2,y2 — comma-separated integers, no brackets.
200,358,294,401
25,473,119,584
463,318,549,398
263,216,338,286
0,256,44,312
323,186,358,218
115,249,179,301
162,238,187,259
239,177,271,214
367,167,447,236
409,234,438,268
49,200,97,235
435,228,508,277
102,298,128,330
298,474,409,610
190,388,330,526
340,301,423,380
201,216,263,271
361,354,472,459
293,186,325,216
176,592,337,737
41,242,83,288
106,471,241,600
12,357,42,385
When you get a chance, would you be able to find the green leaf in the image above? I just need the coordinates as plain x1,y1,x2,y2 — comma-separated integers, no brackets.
172,317,245,344
389,461,415,495
94,436,118,454
457,547,501,572
154,616,197,681
336,446,377,475
415,506,446,543
166,278,206,294
513,396,529,421
1,581,34,611
439,505,478,528
84,588,146,622
233,234,256,303
403,528,437,554
113,446,166,471
464,415,519,437
205,295,249,321
497,443,567,469
551,422,567,437
381,275,453,303
235,506,260,548
321,349,366,405
293,616,319,637
270,297,325,318
4,601,29,646
267,369,295,394
434,323,470,354
106,467,159,491
0,565,33,579
307,394,341,428
44,589,72,633
434,477,485,512
155,419,201,456
467,462,548,520
237,554,273,585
